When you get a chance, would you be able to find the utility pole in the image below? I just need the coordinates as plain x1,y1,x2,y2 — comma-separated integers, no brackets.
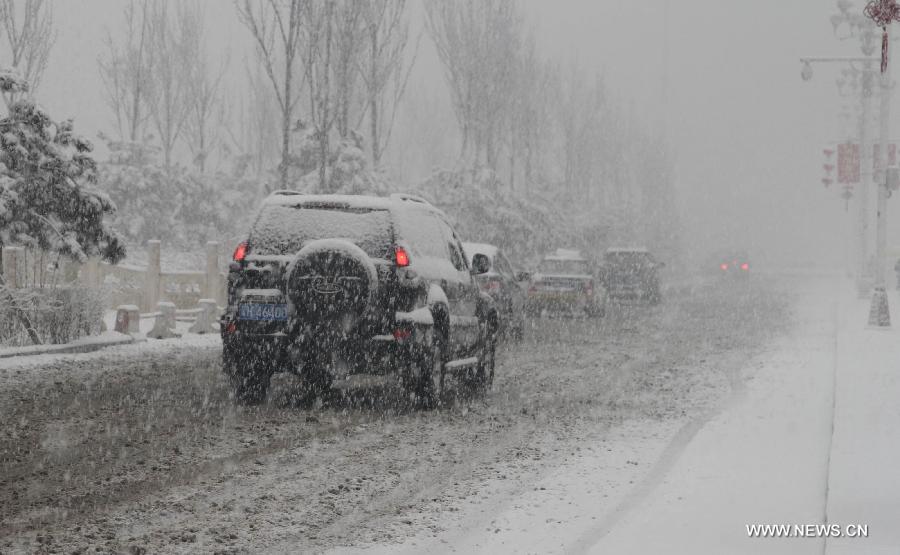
859,62,874,297
863,0,900,327
870,51,892,325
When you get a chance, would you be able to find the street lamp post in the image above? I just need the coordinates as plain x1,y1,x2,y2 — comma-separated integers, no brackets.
863,0,900,327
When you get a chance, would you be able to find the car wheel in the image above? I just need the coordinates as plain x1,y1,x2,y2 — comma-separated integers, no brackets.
477,336,496,390
403,334,445,409
512,316,525,341
225,353,271,405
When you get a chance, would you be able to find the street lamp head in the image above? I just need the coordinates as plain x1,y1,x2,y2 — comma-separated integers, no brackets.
831,13,846,34
802,61,814,81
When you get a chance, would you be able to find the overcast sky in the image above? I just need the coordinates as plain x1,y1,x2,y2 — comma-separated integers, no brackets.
36,0,885,268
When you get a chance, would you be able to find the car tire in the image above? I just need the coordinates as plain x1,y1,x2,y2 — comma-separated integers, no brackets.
477,336,496,390
225,353,271,405
403,333,445,409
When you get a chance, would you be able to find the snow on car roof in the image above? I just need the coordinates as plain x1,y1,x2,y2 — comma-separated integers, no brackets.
462,242,499,260
262,192,448,219
606,247,649,254
544,248,585,261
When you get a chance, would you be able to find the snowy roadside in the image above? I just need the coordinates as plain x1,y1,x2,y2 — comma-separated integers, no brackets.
0,328,220,388
0,331,138,359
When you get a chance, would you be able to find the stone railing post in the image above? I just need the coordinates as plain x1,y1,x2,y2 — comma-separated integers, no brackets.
1,246,23,288
189,298,218,334
147,301,179,339
205,241,220,302
142,240,161,312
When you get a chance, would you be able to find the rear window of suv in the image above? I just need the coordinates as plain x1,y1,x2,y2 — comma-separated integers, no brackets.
249,204,394,259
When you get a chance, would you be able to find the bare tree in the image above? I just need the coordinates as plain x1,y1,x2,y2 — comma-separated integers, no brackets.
300,0,337,190
425,0,521,170
0,0,54,95
182,2,227,173
98,0,151,146
358,0,417,167
331,0,363,141
145,0,193,169
236,0,304,189
224,59,280,181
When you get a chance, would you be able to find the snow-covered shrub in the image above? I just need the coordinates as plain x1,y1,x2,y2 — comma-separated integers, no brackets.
412,168,581,263
289,130,390,195
0,286,105,346
98,140,264,250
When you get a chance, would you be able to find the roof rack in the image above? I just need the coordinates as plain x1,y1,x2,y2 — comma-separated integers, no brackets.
390,192,432,205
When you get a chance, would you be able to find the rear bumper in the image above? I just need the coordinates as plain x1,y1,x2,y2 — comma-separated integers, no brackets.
220,316,430,375
525,290,592,310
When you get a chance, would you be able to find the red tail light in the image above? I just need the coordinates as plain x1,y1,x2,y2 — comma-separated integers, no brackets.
741,263,749,271
720,263,729,271
481,280,501,292
395,246,410,267
392,328,412,340
233,241,248,262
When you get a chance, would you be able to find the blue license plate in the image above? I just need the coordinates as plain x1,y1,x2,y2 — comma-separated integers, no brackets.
238,303,288,321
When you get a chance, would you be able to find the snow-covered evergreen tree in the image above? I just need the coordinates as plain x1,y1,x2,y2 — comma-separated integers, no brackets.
0,71,124,264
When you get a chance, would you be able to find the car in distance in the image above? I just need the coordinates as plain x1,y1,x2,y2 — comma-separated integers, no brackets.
462,242,529,340
221,191,500,406
525,249,605,317
601,247,663,304
712,248,751,277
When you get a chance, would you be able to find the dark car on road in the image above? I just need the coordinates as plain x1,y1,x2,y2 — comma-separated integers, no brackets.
462,242,529,340
221,191,499,406
525,249,606,317
601,247,663,304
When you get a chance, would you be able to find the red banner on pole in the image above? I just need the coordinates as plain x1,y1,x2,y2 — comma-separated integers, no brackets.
838,142,860,184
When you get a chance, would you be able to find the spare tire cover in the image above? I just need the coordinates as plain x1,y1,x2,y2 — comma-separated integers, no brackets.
286,239,379,321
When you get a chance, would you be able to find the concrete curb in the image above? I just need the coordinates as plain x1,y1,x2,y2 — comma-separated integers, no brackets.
0,333,141,359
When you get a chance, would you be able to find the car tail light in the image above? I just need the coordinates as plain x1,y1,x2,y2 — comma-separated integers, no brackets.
392,328,412,340
225,321,237,334
233,241,248,262
720,263,729,271
481,280,501,292
395,246,410,267
741,263,749,271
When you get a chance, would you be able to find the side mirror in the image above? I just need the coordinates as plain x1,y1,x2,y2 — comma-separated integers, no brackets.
471,253,491,275
515,271,531,282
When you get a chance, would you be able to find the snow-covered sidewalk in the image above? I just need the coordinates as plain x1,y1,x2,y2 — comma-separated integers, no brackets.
825,289,900,554
589,278,900,554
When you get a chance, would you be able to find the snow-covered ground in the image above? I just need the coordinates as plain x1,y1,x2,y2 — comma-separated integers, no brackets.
1,276,791,553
